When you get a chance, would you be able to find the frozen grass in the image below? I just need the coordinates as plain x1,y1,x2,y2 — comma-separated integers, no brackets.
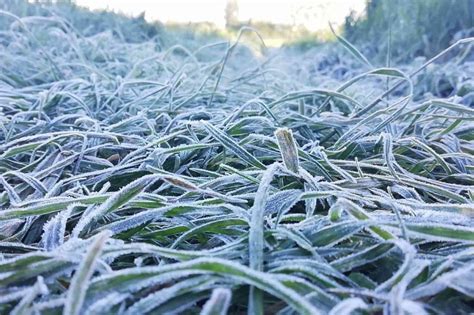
1,2,474,314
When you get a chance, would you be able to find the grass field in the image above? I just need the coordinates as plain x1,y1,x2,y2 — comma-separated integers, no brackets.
0,1,473,314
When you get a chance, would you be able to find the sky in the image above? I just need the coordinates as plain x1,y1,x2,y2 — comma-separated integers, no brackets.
74,0,366,31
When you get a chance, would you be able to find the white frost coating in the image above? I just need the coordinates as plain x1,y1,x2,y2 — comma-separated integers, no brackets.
41,204,74,250
63,230,112,315
72,175,159,237
201,288,232,315
0,4,473,314
248,162,280,315
89,257,320,315
328,298,367,315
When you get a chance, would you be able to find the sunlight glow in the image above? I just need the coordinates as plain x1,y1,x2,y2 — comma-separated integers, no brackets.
74,0,366,31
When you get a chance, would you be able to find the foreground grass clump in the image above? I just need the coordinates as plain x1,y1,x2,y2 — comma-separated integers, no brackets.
1,2,474,314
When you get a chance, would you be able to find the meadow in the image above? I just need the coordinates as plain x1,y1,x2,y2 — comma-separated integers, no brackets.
0,1,473,314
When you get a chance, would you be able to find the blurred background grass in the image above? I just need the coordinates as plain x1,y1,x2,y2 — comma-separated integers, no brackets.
2,0,473,63
344,0,474,62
